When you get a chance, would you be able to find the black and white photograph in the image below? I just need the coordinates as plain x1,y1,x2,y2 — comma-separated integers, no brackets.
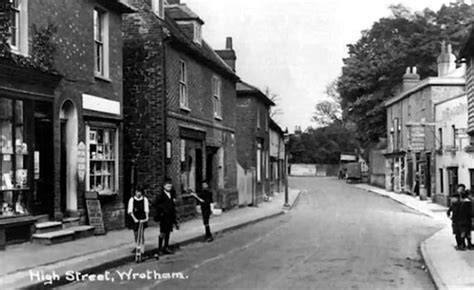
0,0,474,289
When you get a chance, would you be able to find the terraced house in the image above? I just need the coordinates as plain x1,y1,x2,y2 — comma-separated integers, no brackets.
123,0,239,220
0,0,134,248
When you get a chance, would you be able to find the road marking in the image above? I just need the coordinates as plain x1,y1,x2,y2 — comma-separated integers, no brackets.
142,222,287,290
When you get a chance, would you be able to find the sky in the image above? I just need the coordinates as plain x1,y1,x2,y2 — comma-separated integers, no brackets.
183,0,455,132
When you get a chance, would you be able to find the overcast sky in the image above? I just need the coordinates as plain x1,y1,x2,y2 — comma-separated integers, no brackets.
184,0,454,132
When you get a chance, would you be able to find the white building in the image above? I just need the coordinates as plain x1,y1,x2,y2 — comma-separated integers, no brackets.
434,93,474,206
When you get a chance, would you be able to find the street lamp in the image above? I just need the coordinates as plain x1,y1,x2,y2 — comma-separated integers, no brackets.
283,128,290,208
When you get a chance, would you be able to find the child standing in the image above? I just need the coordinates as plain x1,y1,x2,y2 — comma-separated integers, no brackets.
154,179,178,256
127,187,149,257
447,193,463,250
191,180,214,242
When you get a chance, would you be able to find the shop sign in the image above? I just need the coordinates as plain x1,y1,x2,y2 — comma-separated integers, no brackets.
77,142,86,182
86,197,106,235
408,126,424,152
82,94,120,115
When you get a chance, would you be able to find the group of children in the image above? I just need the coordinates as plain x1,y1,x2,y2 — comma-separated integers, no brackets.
447,184,474,251
127,178,215,262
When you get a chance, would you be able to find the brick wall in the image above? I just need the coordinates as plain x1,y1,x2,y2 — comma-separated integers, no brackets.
166,45,238,214
122,1,167,221
27,0,127,229
235,94,271,204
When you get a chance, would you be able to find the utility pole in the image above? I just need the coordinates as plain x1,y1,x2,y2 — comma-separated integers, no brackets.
284,128,290,208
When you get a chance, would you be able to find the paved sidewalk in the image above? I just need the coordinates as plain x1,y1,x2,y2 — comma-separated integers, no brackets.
355,183,474,290
0,189,301,289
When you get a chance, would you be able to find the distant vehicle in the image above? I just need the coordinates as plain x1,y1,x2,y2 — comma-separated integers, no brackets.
345,162,362,182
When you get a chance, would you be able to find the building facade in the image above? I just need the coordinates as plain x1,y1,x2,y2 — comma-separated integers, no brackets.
1,0,134,246
123,0,239,219
384,43,465,198
235,81,275,204
434,93,474,206
269,118,285,194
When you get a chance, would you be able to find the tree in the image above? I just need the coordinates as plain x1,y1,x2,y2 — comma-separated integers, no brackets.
338,2,474,147
265,87,283,117
312,80,343,126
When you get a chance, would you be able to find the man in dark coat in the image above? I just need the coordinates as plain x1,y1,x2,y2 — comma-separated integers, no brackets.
154,178,178,255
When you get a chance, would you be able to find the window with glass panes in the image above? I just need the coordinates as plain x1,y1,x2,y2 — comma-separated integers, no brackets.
86,126,118,194
94,8,105,76
212,77,222,118
179,60,188,108
9,0,21,49
1,98,30,216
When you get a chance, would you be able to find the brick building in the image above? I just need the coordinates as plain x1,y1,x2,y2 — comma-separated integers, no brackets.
1,0,134,246
235,81,275,204
123,0,239,219
269,118,285,194
384,42,465,201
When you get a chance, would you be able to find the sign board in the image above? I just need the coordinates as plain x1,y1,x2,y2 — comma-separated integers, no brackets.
456,128,469,139
85,198,106,235
340,154,357,161
82,94,121,115
77,142,86,182
408,126,425,152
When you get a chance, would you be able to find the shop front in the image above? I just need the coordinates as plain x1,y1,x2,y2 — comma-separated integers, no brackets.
0,61,61,248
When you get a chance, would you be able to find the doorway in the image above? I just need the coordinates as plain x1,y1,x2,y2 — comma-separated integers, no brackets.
59,101,78,216
425,153,431,197
206,147,218,191
34,101,54,216
447,167,458,196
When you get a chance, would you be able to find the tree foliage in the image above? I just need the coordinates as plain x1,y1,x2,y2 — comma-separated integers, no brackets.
338,2,474,147
312,80,343,126
288,124,359,164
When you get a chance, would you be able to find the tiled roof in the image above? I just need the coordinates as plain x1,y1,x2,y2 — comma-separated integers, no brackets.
237,81,275,106
164,9,238,81
165,4,204,24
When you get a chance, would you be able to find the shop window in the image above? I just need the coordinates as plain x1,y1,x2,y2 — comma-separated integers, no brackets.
1,98,29,217
94,7,109,78
86,126,118,194
213,76,222,119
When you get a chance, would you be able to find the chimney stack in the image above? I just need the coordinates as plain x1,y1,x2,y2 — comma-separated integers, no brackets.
402,66,420,91
437,41,457,77
226,37,233,50
215,37,237,72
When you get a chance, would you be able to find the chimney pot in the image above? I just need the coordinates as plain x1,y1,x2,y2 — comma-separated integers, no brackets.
226,37,233,50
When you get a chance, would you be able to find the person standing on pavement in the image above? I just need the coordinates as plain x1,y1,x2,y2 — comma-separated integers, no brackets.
461,190,473,250
154,178,178,256
127,186,149,254
191,180,214,242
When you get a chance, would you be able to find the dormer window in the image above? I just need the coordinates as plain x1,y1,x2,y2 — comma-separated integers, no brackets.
152,0,164,19
193,22,201,44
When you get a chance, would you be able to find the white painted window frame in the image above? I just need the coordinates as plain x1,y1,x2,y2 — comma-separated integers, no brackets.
213,76,222,119
9,0,28,56
94,7,109,78
151,0,165,19
179,59,189,109
85,125,119,194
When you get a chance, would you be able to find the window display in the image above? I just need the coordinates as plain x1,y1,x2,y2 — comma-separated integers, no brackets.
0,98,29,217
87,126,118,195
